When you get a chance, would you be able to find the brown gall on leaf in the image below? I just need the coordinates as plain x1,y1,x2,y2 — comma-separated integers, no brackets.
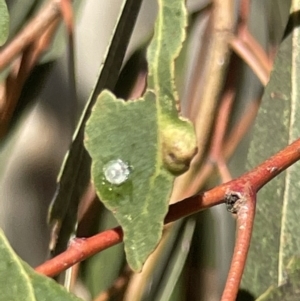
161,117,197,175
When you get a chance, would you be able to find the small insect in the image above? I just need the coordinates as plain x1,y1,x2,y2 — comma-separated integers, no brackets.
103,159,131,185
225,192,241,214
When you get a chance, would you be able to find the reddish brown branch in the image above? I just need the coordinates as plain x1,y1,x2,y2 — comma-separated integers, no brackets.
230,37,270,86
36,227,124,277
0,20,60,138
0,0,65,138
223,99,260,158
206,55,237,183
0,0,62,71
221,187,256,301
60,0,74,35
238,0,250,29
183,56,238,196
242,30,272,76
35,138,300,277
184,97,260,198
230,0,272,87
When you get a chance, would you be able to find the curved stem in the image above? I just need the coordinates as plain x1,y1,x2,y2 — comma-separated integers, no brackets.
35,138,300,277
35,227,123,277
230,37,270,86
221,187,256,301
0,0,62,71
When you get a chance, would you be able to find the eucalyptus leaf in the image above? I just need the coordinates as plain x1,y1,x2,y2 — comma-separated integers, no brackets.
84,0,196,271
48,0,143,258
256,257,300,301
241,10,300,297
0,229,82,301
0,0,9,46
85,90,173,271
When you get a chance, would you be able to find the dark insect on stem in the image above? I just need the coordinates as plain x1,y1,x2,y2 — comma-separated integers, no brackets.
225,192,241,213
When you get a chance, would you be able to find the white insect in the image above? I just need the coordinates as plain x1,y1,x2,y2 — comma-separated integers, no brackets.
103,159,130,185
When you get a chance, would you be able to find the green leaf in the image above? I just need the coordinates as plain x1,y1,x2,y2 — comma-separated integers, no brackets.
48,0,143,257
0,229,82,301
256,257,300,301
85,90,174,271
241,9,300,297
0,0,9,46
84,0,196,271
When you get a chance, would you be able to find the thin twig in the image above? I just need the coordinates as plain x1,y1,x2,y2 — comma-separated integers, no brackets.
216,157,232,183
223,99,260,158
184,98,260,197
192,0,234,161
0,19,60,138
35,138,300,277
238,0,250,29
221,187,256,301
230,37,270,86
36,227,124,277
59,0,77,126
0,0,64,138
242,30,272,76
206,55,237,183
181,55,238,196
230,0,271,86
171,0,235,201
0,0,62,71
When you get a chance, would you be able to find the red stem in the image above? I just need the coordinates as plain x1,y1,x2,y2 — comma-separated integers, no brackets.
36,227,123,277
0,0,62,71
221,186,256,301
35,138,300,277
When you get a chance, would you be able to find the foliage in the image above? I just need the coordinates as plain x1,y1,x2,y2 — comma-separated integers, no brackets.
0,229,82,301
0,0,9,46
242,10,300,297
48,0,143,259
84,0,196,271
0,0,300,301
